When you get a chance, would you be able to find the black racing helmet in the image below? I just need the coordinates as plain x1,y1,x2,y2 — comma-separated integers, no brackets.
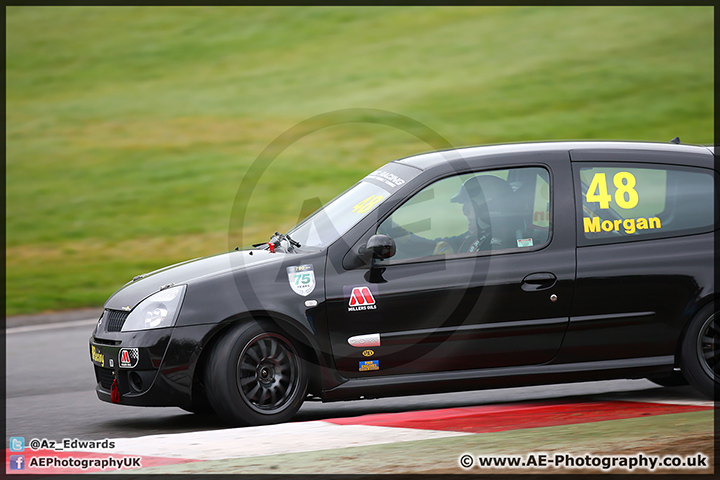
451,175,513,223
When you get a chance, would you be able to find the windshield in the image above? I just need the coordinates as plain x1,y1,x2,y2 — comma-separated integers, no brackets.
288,162,421,248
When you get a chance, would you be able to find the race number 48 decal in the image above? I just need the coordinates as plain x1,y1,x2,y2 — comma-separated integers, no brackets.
352,194,384,214
583,170,662,235
586,172,639,209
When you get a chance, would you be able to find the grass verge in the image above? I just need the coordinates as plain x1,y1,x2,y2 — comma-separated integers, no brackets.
6,6,713,314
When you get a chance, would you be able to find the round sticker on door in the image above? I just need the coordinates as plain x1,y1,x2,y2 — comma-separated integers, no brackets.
287,265,316,296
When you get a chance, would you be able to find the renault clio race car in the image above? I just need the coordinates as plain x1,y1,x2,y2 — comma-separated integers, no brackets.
90,141,717,426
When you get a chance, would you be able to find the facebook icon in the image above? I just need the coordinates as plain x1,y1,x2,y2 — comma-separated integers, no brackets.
9,455,25,470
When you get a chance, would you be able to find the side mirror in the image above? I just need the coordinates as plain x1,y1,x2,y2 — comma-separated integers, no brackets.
342,234,396,270
365,234,396,259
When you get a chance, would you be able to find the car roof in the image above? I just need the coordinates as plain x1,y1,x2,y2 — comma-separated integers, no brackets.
395,141,714,170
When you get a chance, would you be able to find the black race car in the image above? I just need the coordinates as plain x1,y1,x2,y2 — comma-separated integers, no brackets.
90,140,717,426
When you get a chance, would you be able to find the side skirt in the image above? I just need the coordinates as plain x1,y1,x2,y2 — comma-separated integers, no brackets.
321,355,674,402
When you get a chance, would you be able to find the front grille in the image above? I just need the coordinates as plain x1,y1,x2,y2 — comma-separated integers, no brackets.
104,309,130,332
95,365,114,390
92,337,121,346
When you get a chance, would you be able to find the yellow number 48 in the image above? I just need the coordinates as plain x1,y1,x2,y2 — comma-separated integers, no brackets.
586,172,638,209
352,194,384,214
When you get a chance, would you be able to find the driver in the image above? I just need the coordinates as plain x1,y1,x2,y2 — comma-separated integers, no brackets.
384,175,514,257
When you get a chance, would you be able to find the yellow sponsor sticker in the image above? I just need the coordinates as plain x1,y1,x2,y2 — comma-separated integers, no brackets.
91,345,105,367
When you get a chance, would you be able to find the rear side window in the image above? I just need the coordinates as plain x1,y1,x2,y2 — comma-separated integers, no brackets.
574,164,717,245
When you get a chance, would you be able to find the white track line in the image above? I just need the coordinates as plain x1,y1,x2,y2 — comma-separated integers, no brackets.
55,392,715,461
6,318,98,334
595,393,715,407
61,391,715,461
71,421,472,460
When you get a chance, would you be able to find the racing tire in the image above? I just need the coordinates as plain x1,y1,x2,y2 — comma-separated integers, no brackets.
205,321,308,426
678,306,719,400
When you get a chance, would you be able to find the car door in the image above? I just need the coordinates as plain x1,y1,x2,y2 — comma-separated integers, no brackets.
325,152,576,378
557,148,717,364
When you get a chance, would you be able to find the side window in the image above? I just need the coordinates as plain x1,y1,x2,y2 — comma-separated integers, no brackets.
576,164,717,244
377,167,551,261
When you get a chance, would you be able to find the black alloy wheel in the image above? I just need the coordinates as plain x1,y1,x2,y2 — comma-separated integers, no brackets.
696,312,718,380
206,321,308,426
680,306,719,400
237,333,301,414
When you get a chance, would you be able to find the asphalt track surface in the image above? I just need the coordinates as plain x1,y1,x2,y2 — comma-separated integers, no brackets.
5,315,709,448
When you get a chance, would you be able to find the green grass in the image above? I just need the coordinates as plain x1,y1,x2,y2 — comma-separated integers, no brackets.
6,6,714,315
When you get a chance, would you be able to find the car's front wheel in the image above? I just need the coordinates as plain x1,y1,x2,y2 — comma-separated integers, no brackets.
679,305,718,399
205,321,307,426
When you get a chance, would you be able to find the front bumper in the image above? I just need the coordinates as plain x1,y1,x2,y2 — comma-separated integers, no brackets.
90,316,216,409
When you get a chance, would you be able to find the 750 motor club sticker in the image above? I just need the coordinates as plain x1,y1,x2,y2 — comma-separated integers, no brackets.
287,264,316,296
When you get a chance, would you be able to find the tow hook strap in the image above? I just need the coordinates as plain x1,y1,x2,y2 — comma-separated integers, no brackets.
111,378,121,403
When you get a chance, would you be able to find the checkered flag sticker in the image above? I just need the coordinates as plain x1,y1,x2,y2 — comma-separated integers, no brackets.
119,348,139,368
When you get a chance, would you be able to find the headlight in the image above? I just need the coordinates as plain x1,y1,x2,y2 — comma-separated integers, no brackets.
121,285,186,332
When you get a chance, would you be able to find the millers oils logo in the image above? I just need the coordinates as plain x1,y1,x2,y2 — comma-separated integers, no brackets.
119,348,139,369
346,285,377,312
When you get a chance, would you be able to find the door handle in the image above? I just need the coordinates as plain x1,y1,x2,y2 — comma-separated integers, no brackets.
521,272,557,292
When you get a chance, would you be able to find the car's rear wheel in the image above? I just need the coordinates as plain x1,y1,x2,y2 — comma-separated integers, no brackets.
679,306,719,399
205,321,307,426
